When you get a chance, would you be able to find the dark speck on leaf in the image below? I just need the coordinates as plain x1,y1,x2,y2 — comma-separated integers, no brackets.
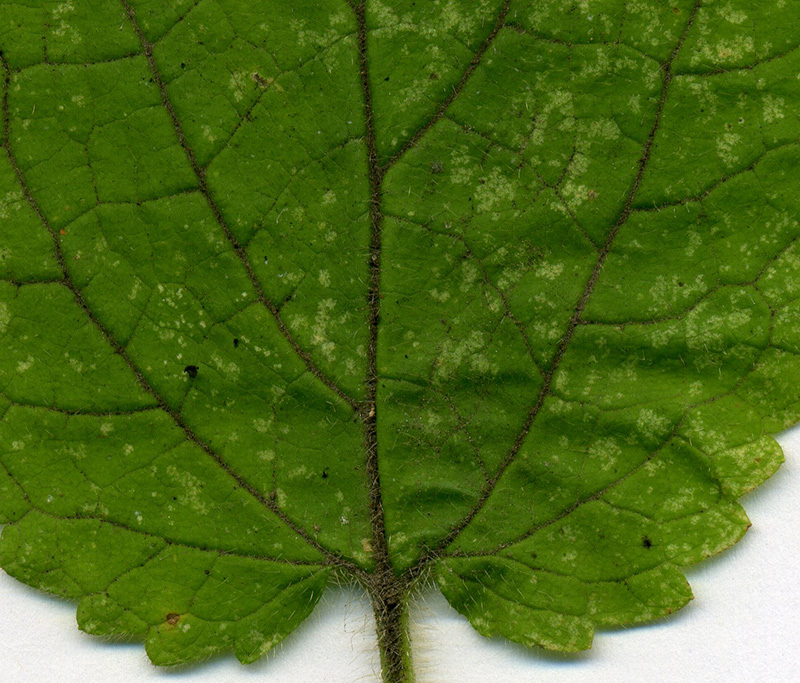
233,338,240,348
321,468,329,479
184,365,199,379
642,536,653,549
165,613,181,625
431,161,444,174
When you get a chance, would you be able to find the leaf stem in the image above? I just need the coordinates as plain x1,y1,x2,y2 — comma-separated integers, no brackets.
369,581,415,683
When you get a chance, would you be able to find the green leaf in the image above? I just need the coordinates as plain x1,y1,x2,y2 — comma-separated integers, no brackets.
1,1,799,681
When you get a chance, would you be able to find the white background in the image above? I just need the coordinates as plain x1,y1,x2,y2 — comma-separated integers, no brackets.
2,425,799,683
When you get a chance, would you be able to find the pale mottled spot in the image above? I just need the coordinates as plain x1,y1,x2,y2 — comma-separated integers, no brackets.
763,94,786,124
636,408,670,439
16,356,34,373
312,298,337,361
253,418,272,433
474,168,516,213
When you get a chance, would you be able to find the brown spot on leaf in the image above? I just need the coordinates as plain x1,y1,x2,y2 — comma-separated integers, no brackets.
252,72,273,89
165,613,181,625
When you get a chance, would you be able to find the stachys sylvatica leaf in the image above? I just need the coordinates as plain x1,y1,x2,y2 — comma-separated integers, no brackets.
1,1,800,681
